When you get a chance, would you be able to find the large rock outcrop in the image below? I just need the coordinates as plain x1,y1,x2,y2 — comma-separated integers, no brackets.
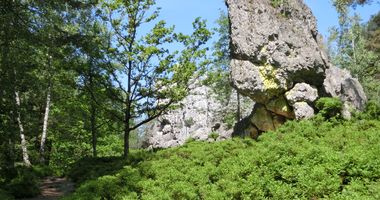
143,79,254,149
226,0,367,133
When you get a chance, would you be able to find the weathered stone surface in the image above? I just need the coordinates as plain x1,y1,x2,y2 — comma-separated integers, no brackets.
273,114,286,129
227,0,367,131
250,104,275,131
323,66,367,111
146,0,369,149
144,79,254,149
230,59,291,103
227,0,328,104
293,102,315,120
285,83,318,105
266,96,294,119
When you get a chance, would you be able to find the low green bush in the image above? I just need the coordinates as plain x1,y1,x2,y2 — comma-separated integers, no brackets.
223,112,236,129
0,165,57,199
5,166,40,198
67,157,128,184
316,97,343,119
208,131,219,140
65,117,380,199
361,100,380,120
32,165,54,178
67,152,151,184
0,189,13,200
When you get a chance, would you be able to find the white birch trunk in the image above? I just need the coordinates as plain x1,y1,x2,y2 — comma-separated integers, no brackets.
15,91,31,166
40,85,51,163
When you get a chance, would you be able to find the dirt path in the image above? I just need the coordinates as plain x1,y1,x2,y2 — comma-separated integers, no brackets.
22,177,74,200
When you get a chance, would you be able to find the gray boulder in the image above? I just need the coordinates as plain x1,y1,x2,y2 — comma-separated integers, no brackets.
227,0,367,132
323,66,367,114
285,83,318,105
293,102,315,120
227,0,328,104
144,79,254,149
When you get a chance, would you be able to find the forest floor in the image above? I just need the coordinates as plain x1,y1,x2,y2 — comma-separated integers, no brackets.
22,177,74,200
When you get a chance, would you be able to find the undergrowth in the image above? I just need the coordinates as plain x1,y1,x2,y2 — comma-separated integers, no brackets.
64,107,380,200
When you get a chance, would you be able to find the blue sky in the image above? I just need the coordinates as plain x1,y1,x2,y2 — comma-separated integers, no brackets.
156,0,380,41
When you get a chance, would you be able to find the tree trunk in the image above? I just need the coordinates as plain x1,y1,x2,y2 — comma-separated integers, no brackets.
87,61,97,157
15,90,31,167
124,98,131,157
40,84,51,163
90,96,97,157
40,52,53,164
124,59,133,158
124,123,130,158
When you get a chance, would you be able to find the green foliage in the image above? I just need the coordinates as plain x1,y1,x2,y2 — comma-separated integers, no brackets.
223,111,236,129
204,10,231,103
329,6,380,103
99,0,211,156
31,165,54,178
366,11,380,53
65,116,380,199
2,166,41,198
67,157,128,184
271,0,287,8
0,189,13,200
365,100,380,119
67,151,151,185
316,97,344,119
208,132,219,140
355,100,380,120
184,118,195,128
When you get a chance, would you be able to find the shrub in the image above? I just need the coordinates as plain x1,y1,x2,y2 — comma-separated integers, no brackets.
364,100,380,119
32,165,54,178
271,0,286,8
64,167,141,200
223,112,236,130
67,151,151,184
208,132,219,141
5,166,40,198
67,157,128,184
184,118,195,128
315,97,343,119
66,118,380,199
0,189,13,200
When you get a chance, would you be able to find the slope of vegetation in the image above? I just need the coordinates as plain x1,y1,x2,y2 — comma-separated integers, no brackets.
62,106,380,200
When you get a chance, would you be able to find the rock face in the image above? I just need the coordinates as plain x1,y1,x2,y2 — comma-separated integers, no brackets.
144,80,254,149
323,66,367,118
228,0,327,103
226,0,367,132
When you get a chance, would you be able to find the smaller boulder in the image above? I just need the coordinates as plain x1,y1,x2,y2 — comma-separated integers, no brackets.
293,102,315,120
250,104,275,131
285,83,318,105
323,66,367,112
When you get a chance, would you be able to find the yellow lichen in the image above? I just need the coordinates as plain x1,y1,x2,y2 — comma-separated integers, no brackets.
258,62,280,91
281,104,289,112
260,45,268,53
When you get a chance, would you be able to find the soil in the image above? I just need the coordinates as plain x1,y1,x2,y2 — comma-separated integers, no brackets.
21,177,74,200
